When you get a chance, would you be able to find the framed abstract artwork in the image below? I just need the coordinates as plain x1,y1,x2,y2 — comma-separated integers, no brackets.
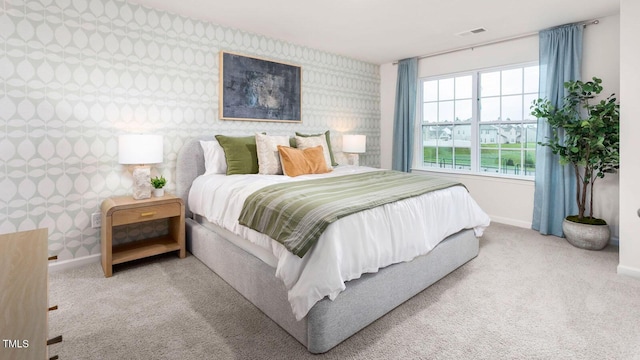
219,51,302,122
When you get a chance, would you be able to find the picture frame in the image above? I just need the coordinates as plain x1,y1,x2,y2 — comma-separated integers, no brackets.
219,51,302,122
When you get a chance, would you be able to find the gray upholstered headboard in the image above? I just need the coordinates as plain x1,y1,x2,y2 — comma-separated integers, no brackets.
176,137,213,218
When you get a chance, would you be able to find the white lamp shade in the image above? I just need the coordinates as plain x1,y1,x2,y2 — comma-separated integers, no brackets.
342,135,366,153
118,134,164,164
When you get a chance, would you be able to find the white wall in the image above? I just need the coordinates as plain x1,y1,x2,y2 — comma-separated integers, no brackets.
618,0,640,279
380,14,620,237
380,64,396,169
582,15,620,241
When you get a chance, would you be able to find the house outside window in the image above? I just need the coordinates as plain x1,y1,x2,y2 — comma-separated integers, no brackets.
420,63,538,177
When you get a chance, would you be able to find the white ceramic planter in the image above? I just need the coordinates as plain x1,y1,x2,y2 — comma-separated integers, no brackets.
153,188,165,197
562,218,610,250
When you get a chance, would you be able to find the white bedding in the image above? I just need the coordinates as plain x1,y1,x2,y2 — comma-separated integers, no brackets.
188,166,491,320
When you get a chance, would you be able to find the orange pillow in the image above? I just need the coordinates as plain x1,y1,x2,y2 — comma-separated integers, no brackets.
277,145,331,177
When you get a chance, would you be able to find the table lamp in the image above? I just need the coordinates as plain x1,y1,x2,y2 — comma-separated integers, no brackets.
342,134,366,166
118,134,163,200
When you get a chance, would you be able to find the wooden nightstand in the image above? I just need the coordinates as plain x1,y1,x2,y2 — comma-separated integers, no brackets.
101,193,185,277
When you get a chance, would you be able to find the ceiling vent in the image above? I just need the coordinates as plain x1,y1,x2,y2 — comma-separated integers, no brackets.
456,27,487,37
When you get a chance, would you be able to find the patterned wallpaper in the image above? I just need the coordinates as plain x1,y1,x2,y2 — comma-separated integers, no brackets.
0,0,381,261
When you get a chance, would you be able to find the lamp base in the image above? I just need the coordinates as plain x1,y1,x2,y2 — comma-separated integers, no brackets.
346,153,360,166
132,165,151,200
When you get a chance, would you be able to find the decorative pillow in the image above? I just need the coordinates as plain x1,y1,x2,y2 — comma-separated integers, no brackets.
296,131,338,166
295,135,333,170
215,135,260,175
255,133,290,175
277,145,330,177
200,140,227,175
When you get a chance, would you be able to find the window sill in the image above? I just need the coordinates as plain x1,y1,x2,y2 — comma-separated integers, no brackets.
411,167,535,184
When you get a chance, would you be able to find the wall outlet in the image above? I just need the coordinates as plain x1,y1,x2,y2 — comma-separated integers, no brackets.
91,212,101,228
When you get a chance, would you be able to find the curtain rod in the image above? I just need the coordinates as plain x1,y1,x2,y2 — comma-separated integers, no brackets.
392,19,599,65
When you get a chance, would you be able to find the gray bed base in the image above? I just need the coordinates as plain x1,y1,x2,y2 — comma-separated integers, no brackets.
177,138,479,353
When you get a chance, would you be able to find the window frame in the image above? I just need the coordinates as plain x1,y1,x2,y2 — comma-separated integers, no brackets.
416,61,538,180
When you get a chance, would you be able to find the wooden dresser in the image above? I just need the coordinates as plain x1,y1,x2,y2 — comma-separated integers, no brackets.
0,228,60,360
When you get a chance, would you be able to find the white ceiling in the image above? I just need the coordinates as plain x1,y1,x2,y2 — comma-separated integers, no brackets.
127,0,620,65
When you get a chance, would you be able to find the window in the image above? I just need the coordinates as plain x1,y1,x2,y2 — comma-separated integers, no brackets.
420,63,538,177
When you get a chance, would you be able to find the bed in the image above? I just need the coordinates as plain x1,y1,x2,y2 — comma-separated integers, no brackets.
176,137,490,353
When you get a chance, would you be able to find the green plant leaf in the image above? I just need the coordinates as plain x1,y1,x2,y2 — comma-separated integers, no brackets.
530,77,619,218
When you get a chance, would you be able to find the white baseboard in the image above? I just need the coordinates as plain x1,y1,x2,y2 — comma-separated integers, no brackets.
490,216,620,246
617,264,640,280
490,215,532,229
49,254,100,273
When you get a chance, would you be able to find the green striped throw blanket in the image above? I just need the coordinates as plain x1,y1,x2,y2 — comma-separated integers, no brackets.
238,170,464,257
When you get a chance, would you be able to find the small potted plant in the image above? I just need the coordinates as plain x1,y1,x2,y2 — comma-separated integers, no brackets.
150,175,167,197
531,77,619,250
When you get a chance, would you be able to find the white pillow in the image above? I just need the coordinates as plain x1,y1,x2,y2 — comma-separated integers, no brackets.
200,140,227,175
295,135,333,170
256,133,290,175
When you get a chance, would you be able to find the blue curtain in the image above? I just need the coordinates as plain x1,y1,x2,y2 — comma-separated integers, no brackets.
532,24,583,236
392,57,418,172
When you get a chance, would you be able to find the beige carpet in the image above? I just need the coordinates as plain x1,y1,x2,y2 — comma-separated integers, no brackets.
49,223,640,359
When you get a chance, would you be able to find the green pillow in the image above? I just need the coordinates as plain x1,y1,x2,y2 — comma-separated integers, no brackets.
215,135,260,175
295,130,338,166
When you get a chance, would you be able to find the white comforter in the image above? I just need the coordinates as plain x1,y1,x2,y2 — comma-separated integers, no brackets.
188,166,490,320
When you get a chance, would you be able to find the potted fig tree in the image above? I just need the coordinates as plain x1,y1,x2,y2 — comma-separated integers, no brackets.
531,77,619,250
